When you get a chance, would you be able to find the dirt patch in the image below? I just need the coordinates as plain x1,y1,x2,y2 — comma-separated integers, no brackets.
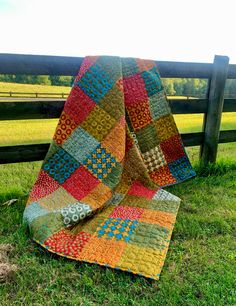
0,244,17,283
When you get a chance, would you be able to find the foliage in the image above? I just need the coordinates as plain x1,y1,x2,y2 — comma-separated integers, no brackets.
0,75,74,87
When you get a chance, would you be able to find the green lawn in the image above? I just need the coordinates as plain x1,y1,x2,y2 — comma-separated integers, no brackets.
0,83,236,305
0,82,71,97
0,161,236,305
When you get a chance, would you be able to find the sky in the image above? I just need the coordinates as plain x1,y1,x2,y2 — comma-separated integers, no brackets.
0,0,236,63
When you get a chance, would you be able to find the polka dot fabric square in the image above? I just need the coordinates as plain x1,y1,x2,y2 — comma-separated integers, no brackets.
42,147,80,184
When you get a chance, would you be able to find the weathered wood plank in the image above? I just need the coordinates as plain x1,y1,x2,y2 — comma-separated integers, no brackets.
0,132,203,164
0,100,65,120
1,98,235,120
169,99,207,114
1,130,234,164
218,129,236,143
227,64,236,79
200,55,230,164
0,99,207,120
0,143,49,164
0,53,212,78
222,99,236,112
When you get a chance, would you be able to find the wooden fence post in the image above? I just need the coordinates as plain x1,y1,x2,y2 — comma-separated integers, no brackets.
200,55,229,165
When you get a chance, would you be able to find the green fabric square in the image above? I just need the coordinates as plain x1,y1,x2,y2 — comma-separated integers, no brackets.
136,124,159,153
30,212,64,243
102,162,123,188
149,91,170,120
129,222,170,250
121,58,139,77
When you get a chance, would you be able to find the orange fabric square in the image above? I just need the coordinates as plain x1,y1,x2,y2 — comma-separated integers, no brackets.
127,100,152,131
53,111,78,145
150,165,176,187
140,210,176,229
79,236,125,266
101,116,126,162
81,182,112,210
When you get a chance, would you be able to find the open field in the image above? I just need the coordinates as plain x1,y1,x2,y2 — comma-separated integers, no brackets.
0,82,71,96
0,83,236,305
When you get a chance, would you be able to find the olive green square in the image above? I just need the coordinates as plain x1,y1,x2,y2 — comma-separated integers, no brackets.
102,162,123,189
80,105,116,142
136,124,159,153
120,194,151,209
30,212,64,243
99,85,125,120
121,58,139,77
129,222,170,250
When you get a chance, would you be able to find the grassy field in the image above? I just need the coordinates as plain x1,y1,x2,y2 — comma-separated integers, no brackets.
0,82,71,97
0,83,236,305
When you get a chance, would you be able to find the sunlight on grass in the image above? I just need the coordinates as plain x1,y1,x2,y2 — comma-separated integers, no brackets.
0,82,71,95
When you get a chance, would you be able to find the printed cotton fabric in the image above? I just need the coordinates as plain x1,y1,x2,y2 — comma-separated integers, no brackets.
23,56,196,280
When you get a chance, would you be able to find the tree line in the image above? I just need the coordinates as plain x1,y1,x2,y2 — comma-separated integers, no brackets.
0,74,74,87
0,74,236,96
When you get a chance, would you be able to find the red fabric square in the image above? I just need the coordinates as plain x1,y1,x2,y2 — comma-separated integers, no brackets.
53,111,78,145
128,181,157,199
62,165,100,200
150,165,176,187
64,86,96,125
29,170,60,201
74,56,99,82
44,230,91,258
160,134,186,163
123,74,148,106
127,100,152,131
109,206,144,220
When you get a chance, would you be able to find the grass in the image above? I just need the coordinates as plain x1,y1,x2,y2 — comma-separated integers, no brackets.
0,83,236,305
0,161,235,305
0,82,71,97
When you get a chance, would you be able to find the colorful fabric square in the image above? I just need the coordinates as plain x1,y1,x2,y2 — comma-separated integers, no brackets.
81,106,116,142
83,144,118,180
61,202,92,227
127,100,152,131
96,218,138,242
42,147,80,184
44,230,91,258
53,111,78,145
25,56,196,281
64,86,96,125
28,170,59,202
149,91,170,120
142,145,167,173
62,126,99,164
169,156,196,182
62,165,100,200
77,62,116,103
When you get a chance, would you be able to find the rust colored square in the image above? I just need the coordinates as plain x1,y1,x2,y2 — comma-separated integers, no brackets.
160,134,186,163
140,210,176,230
150,165,176,187
123,73,148,106
64,86,96,125
62,165,100,200
79,236,126,266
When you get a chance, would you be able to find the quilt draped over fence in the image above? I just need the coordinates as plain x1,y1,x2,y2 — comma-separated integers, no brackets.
23,56,196,280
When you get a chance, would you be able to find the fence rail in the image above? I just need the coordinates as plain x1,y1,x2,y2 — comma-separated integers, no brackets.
0,91,68,98
0,53,235,165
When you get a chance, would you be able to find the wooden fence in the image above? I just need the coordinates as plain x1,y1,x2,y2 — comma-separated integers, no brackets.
0,91,68,98
0,53,235,165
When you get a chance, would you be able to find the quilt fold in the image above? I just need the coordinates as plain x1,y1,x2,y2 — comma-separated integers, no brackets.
23,56,196,280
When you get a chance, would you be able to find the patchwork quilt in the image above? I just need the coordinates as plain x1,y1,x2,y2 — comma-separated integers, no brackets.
23,56,196,280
